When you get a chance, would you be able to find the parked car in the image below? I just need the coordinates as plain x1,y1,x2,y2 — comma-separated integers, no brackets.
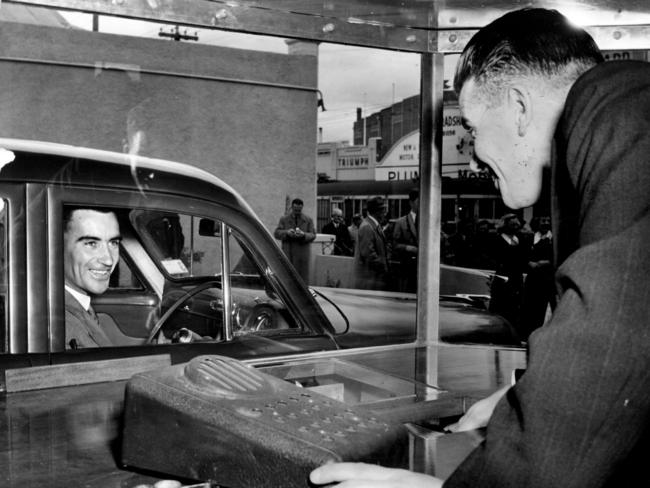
0,138,524,488
0,138,520,374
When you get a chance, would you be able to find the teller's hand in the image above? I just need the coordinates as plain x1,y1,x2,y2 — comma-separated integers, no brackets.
310,462,443,488
445,385,509,432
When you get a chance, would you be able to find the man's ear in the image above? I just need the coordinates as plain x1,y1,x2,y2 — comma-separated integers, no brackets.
507,86,532,137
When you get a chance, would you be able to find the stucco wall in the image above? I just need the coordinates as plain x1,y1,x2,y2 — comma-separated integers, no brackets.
0,21,318,232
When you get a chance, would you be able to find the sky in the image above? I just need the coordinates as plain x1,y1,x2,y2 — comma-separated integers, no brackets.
60,12,425,144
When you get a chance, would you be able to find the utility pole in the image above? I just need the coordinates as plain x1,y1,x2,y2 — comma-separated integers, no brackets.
391,82,395,144
159,25,199,42
362,92,367,145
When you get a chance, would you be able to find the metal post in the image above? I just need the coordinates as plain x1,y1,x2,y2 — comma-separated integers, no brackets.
221,222,233,341
417,52,444,346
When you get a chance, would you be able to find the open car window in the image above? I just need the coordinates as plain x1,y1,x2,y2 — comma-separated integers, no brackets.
63,204,304,350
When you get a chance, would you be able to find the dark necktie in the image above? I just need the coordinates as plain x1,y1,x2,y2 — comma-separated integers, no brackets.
87,305,100,326
86,304,113,347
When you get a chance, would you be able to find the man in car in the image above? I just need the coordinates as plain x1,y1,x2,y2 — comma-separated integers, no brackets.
311,7,650,487
64,207,121,349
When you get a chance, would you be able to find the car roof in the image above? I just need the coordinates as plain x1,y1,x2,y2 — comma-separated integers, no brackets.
0,138,255,215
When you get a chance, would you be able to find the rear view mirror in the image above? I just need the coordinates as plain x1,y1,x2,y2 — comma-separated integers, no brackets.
199,218,220,237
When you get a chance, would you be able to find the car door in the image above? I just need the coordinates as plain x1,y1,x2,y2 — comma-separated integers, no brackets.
47,185,337,358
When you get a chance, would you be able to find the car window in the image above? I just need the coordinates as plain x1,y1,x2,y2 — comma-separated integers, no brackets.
62,205,303,350
134,210,303,341
227,229,303,336
109,258,145,291
131,211,193,278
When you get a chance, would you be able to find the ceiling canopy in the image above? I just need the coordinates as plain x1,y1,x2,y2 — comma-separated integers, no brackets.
6,0,650,51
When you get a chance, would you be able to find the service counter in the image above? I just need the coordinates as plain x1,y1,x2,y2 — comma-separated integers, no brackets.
0,343,526,488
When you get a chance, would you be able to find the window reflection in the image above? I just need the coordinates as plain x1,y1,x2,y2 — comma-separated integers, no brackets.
2,8,528,349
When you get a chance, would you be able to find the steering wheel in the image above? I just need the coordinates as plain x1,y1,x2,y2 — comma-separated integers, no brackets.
240,304,277,332
145,280,222,344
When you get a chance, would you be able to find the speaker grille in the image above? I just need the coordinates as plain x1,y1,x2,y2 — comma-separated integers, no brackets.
184,356,268,396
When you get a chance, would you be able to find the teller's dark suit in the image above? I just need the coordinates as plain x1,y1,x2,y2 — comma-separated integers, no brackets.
446,61,650,487
65,290,112,349
392,213,418,292
354,216,389,290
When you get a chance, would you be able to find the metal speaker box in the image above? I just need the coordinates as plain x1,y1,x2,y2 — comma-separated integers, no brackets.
122,355,408,487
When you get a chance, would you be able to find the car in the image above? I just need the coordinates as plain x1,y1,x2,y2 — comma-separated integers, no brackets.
0,138,519,374
0,138,525,487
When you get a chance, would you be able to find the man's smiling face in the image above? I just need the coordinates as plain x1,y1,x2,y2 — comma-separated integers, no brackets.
459,77,548,209
64,209,121,296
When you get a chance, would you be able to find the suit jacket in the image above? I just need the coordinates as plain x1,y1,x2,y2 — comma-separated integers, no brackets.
392,213,418,292
446,61,650,487
322,221,353,256
65,290,112,349
392,213,418,259
354,216,389,289
273,212,315,282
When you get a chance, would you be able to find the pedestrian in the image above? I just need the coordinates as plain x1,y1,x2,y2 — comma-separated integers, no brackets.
392,188,419,292
520,215,555,339
354,196,390,290
321,207,354,256
273,198,315,282
488,213,527,336
347,213,362,256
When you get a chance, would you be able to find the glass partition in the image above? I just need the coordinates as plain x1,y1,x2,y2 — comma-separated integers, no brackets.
0,4,530,354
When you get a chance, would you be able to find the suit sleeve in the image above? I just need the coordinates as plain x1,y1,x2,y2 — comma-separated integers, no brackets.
273,216,290,241
446,219,650,488
358,225,385,272
392,219,411,255
303,217,316,243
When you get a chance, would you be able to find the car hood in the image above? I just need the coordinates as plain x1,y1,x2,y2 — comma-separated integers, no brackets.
311,286,522,348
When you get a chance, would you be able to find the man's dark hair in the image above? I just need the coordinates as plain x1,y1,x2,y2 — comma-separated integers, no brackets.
291,198,304,206
408,189,419,202
63,206,117,232
454,8,604,95
366,196,386,214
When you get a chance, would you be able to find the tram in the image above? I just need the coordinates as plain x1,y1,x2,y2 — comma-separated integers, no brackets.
317,177,509,231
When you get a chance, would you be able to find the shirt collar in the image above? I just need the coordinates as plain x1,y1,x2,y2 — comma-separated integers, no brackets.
501,233,519,246
65,284,91,311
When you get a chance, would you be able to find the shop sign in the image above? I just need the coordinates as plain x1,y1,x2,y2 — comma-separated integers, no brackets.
375,104,475,181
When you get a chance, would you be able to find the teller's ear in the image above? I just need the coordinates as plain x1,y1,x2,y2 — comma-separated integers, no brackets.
507,86,532,137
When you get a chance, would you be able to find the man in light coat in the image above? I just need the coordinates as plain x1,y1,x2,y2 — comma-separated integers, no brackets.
273,198,316,283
